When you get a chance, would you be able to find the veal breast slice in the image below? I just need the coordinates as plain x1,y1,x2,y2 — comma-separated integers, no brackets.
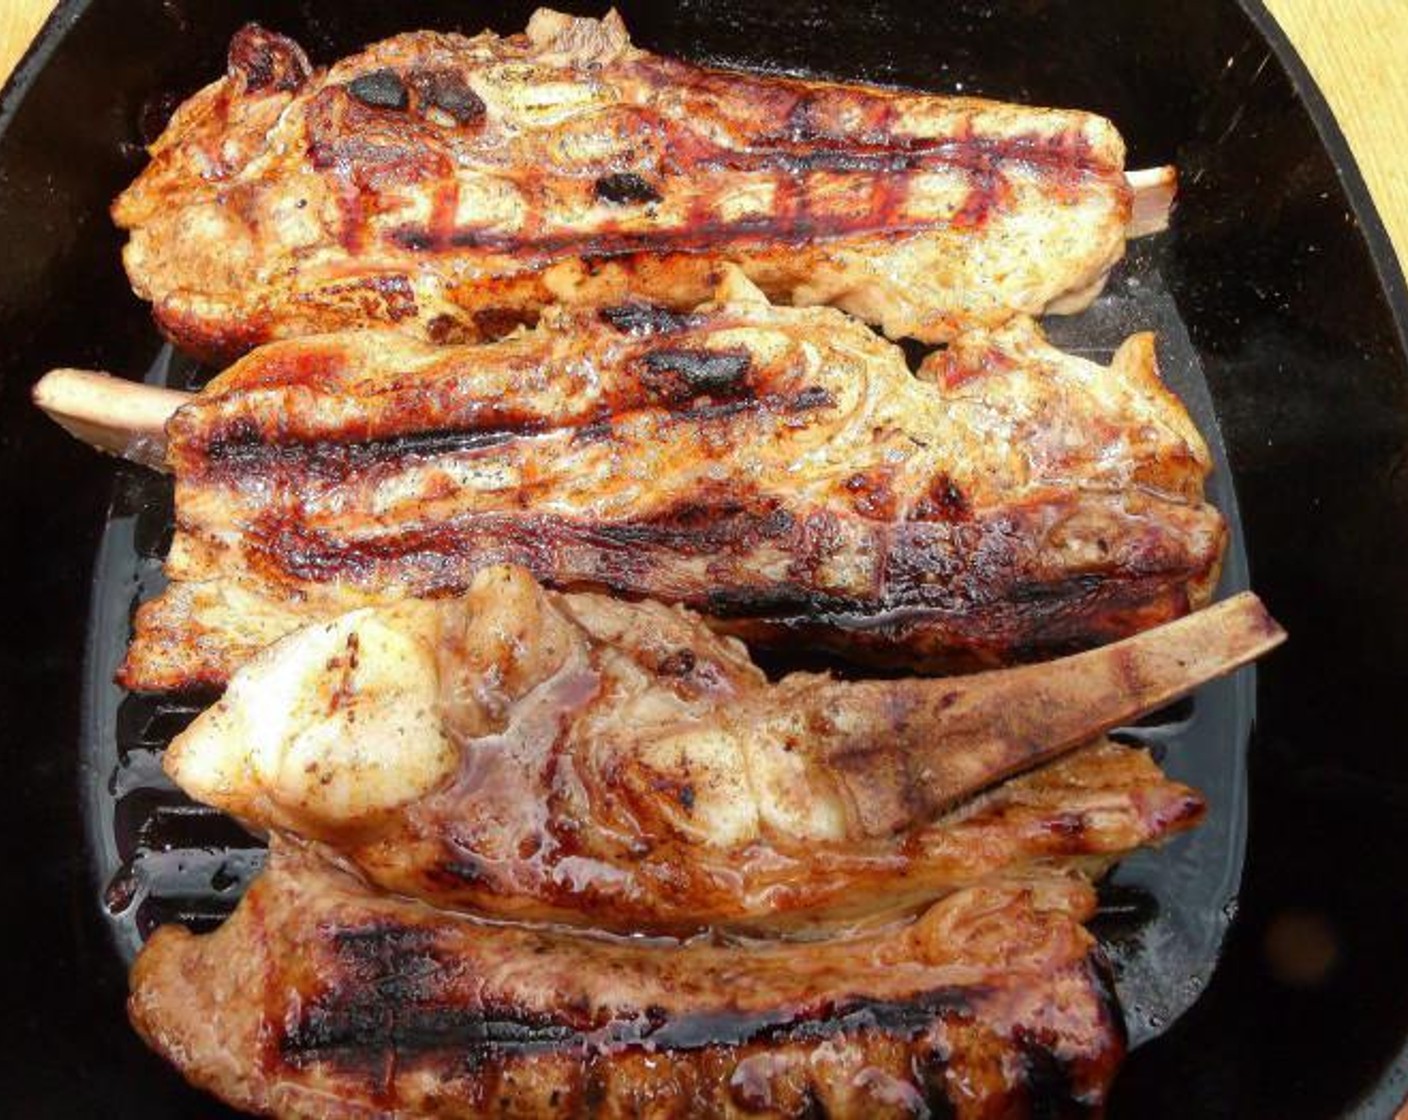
129,840,1125,1119
114,8,1141,361
157,567,1290,934
122,292,1224,692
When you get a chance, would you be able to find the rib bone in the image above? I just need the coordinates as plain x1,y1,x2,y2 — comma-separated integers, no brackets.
31,369,186,469
114,10,1175,359
1126,166,1178,237
162,565,1284,931
38,283,1226,678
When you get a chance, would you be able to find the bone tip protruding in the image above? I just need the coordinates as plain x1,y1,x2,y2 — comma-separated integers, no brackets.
32,367,184,469
1126,165,1178,237
1238,590,1287,647
1212,590,1288,655
32,367,97,412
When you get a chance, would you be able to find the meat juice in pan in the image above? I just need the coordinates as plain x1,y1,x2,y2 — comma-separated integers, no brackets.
82,234,1252,1048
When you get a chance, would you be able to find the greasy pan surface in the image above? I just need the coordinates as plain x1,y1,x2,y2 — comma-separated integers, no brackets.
1,1,1407,1117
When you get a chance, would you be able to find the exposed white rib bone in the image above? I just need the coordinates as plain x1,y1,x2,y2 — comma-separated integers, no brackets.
1126,166,1178,237
32,369,188,470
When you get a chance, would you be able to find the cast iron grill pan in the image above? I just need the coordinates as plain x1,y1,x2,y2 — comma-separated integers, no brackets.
6,2,1408,1116
82,235,1256,1049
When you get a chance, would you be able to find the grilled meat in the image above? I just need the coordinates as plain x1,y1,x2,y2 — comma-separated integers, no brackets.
114,9,1169,362
64,280,1223,690
130,839,1125,1119
161,565,1280,932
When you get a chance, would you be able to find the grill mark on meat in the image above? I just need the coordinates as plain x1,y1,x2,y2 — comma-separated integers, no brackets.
594,499,797,551
378,124,1111,258
280,930,981,1070
236,499,1210,638
115,13,1145,360
133,298,1221,681
953,168,1016,232
387,135,1106,259
417,218,899,257
203,427,533,482
192,384,833,487
371,100,1111,257
129,839,1132,1115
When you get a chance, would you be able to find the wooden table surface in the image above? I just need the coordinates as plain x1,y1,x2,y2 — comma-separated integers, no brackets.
2,1,1405,266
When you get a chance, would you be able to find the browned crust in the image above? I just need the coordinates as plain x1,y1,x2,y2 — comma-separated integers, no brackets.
113,300,1223,689
114,14,1141,360
157,574,1275,933
130,842,1124,1118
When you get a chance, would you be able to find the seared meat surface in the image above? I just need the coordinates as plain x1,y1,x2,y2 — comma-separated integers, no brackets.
114,279,1223,691
115,9,1157,361
31,6,1290,1116
130,840,1125,1119
162,565,1280,933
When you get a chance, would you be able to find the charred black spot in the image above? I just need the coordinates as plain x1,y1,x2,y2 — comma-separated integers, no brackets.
600,303,695,336
657,649,697,677
348,69,409,111
897,336,933,375
594,173,663,205
228,24,311,95
408,69,486,125
641,348,752,400
790,386,835,411
679,784,696,811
